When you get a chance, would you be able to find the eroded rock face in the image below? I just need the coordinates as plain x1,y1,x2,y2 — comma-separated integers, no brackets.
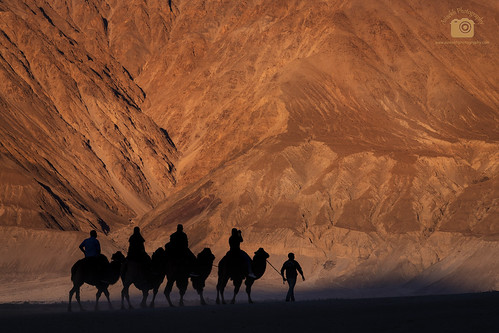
135,0,499,292
0,0,177,232
0,0,497,293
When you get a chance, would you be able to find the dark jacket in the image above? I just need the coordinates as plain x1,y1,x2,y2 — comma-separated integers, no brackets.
128,232,145,257
229,233,243,252
170,230,188,249
281,259,303,279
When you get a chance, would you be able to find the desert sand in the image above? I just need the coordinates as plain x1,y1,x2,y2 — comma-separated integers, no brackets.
0,291,497,333
1,273,498,332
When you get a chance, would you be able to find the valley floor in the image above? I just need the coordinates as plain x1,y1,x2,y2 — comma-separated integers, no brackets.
0,292,497,333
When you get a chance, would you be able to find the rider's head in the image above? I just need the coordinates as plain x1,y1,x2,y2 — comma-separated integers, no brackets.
90,230,97,238
288,253,295,260
231,228,238,235
133,226,140,234
177,224,183,232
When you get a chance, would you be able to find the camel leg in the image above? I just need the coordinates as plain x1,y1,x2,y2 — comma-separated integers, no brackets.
216,276,229,305
121,287,125,310
150,286,158,308
103,289,113,309
95,289,102,311
68,286,76,312
245,280,254,304
216,286,221,305
140,290,149,308
178,278,187,307
179,287,186,307
75,288,84,311
231,280,242,304
198,289,207,306
121,284,133,310
164,279,175,307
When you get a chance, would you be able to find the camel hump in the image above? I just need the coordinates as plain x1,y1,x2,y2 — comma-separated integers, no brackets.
218,252,246,277
127,252,152,269
70,255,109,282
152,247,165,259
197,248,215,261
111,251,124,262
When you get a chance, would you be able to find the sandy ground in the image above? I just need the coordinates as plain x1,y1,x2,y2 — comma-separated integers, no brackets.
0,292,497,333
0,275,497,332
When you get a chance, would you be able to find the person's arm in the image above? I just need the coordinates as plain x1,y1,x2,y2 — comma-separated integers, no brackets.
96,240,101,255
280,264,286,282
297,262,305,281
79,241,86,255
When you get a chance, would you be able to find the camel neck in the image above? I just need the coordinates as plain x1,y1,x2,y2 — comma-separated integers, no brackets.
252,255,267,277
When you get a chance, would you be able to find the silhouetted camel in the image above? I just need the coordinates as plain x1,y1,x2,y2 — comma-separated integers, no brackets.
120,249,166,309
164,245,215,306
216,248,269,304
149,248,168,307
68,251,125,312
191,248,216,305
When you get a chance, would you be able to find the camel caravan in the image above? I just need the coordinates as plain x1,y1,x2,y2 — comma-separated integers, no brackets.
68,225,269,311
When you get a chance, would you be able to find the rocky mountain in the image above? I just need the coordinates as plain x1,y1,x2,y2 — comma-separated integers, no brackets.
0,0,497,295
0,0,177,234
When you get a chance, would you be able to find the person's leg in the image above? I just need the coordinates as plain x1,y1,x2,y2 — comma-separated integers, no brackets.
288,277,297,301
286,279,292,302
240,250,256,277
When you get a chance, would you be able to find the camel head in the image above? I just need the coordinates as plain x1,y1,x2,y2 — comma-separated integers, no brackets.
111,251,125,263
254,248,269,260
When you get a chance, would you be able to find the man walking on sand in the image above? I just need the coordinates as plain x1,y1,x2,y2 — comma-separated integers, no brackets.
281,253,305,302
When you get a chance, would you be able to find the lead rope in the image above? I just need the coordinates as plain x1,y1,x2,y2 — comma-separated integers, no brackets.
266,259,285,284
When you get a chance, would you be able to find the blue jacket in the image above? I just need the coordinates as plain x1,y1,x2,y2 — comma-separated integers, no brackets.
79,236,101,257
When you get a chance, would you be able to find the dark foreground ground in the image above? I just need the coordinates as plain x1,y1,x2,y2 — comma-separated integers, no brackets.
0,292,497,333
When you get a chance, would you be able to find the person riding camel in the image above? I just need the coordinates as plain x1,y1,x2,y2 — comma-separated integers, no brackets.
79,230,107,272
168,224,197,276
228,228,256,278
79,230,101,258
170,224,189,250
127,226,148,262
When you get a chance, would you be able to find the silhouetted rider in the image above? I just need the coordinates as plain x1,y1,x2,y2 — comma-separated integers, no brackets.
228,228,256,278
169,224,197,276
79,230,101,257
128,226,146,261
170,224,189,250
229,228,243,251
